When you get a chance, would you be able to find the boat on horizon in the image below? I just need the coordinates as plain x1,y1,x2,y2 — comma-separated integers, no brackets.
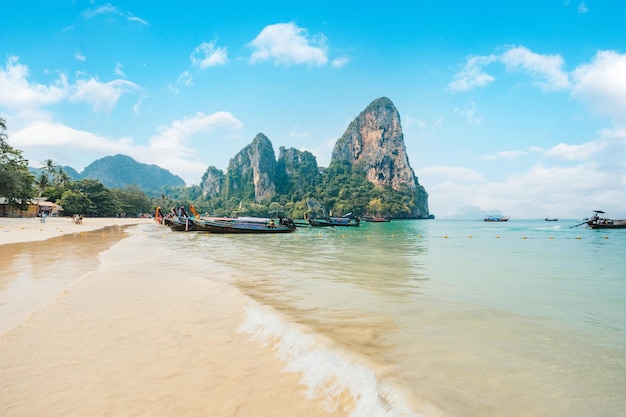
545,217,558,221
362,216,391,222
484,215,510,222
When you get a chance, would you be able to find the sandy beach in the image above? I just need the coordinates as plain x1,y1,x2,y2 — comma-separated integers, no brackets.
0,218,342,417
0,216,154,246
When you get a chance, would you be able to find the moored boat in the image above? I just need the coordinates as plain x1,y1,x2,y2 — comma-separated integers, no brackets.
362,216,391,222
484,215,510,222
306,215,360,227
189,217,296,234
585,210,626,229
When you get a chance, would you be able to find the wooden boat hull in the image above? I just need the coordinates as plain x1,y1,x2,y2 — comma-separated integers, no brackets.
163,217,197,231
362,217,390,222
190,218,296,234
587,220,626,229
307,217,360,227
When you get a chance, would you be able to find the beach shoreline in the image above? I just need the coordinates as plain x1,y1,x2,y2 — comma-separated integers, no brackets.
0,216,154,246
0,221,342,417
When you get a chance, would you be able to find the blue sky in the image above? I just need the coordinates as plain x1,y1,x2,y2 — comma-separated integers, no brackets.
2,1,626,218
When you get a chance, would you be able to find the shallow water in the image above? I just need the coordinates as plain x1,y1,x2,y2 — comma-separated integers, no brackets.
1,219,625,417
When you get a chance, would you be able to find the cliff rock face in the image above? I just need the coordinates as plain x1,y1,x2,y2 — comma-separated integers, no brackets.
224,133,276,202
331,97,417,191
200,166,224,198
276,147,319,193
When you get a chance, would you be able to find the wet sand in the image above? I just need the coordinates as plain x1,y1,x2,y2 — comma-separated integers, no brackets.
0,220,342,417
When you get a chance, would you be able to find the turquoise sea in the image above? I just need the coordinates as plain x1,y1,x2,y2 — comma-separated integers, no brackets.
154,218,626,417
2,218,625,417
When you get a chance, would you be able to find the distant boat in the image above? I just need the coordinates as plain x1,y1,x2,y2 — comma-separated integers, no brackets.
545,218,558,222
585,210,626,229
484,215,510,222
362,216,391,222
307,215,361,227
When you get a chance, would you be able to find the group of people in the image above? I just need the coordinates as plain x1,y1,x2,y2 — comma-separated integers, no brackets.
72,214,83,225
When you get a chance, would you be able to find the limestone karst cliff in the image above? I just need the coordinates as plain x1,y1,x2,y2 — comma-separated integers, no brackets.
331,97,417,191
223,133,277,202
200,97,429,217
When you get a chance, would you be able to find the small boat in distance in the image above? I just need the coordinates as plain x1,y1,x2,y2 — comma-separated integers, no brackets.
585,210,626,229
484,215,510,222
306,215,361,227
362,216,391,222
545,217,558,221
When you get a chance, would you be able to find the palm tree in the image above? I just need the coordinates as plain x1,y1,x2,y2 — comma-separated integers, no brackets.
35,172,49,216
55,167,71,187
42,158,56,183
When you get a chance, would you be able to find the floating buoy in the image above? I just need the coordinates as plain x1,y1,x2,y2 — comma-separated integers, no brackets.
604,236,609,239
496,236,500,239
468,235,473,238
417,234,421,238
522,236,527,239
443,235,448,238
549,236,554,239
576,236,581,240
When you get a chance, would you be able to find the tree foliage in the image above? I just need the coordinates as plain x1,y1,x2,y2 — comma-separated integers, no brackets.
0,117,35,209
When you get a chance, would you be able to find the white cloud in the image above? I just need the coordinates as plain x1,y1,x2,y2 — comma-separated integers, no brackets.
0,56,140,114
70,78,140,113
331,57,350,68
249,22,328,66
74,52,86,62
544,140,607,160
570,51,626,125
191,41,228,68
82,3,148,25
417,166,484,183
149,111,243,150
0,56,68,110
500,46,570,91
577,2,588,13
448,46,569,93
114,62,125,77
447,55,497,92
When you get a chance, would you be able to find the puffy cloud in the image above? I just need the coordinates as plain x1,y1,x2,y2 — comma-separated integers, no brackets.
501,46,570,91
447,55,497,92
570,51,626,125
0,56,140,114
149,111,243,150
191,41,228,68
249,22,328,66
70,78,140,113
544,141,607,160
0,56,68,110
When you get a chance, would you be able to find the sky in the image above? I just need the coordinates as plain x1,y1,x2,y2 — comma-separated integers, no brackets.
2,1,626,219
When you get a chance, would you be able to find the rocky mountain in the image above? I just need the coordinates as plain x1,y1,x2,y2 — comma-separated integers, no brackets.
223,133,277,202
200,96,430,218
200,166,225,198
81,154,185,190
332,97,417,190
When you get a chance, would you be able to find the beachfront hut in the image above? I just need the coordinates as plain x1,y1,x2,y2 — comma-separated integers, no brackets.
0,198,63,218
